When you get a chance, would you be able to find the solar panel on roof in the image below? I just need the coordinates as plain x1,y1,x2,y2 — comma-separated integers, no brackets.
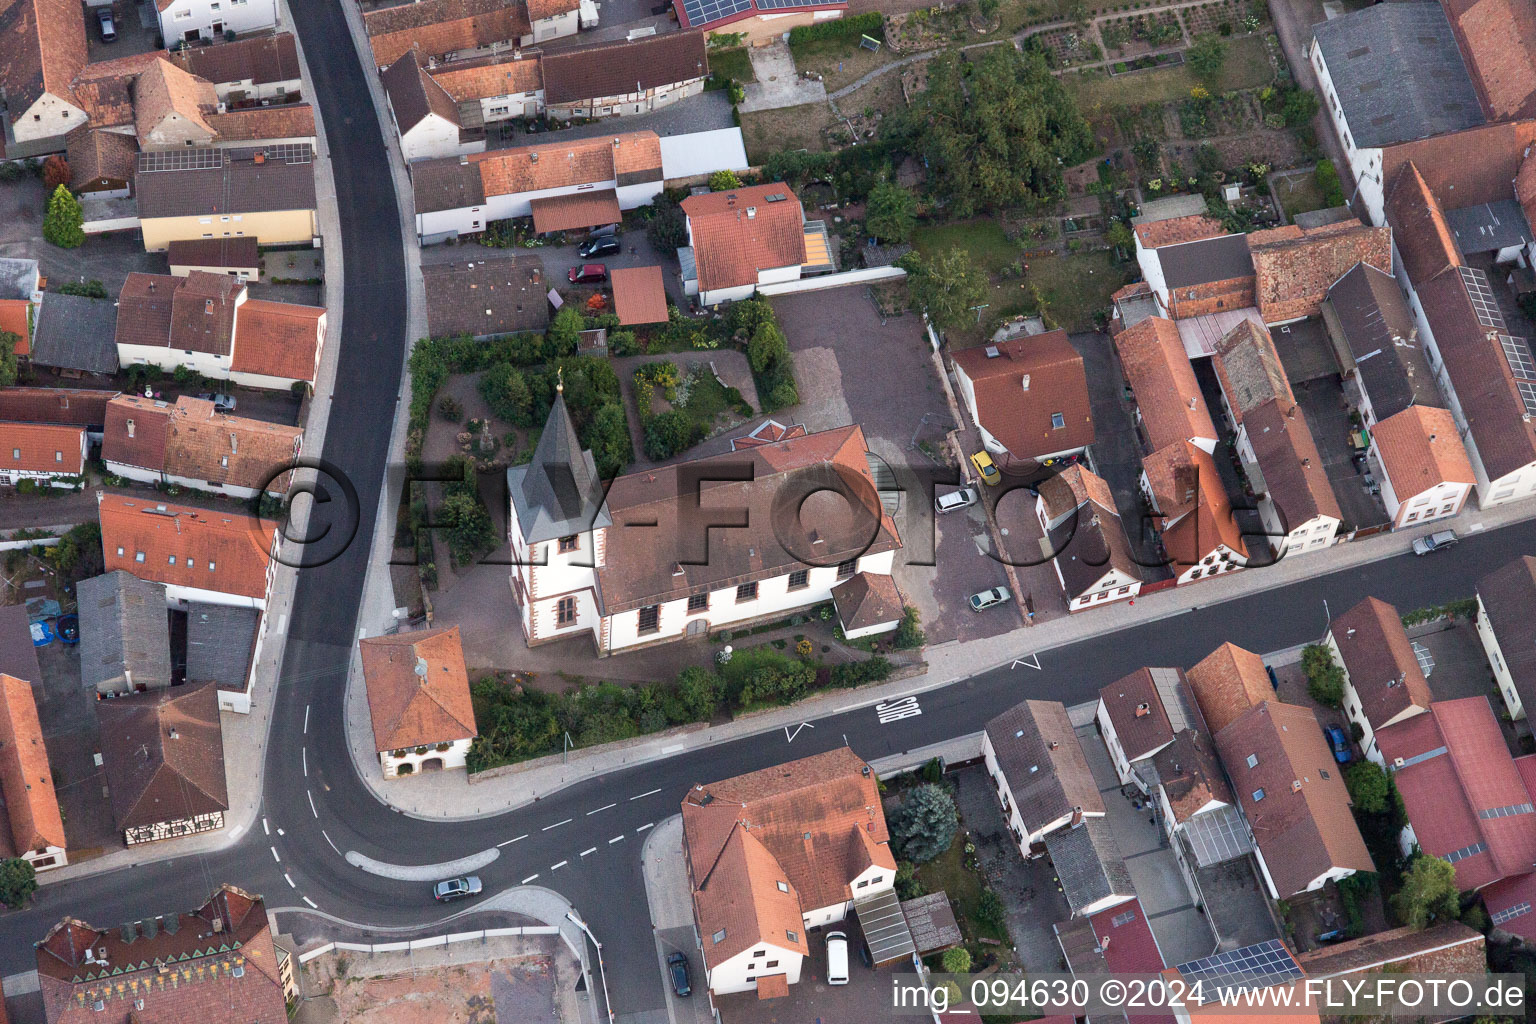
1497,335,1536,416
679,0,750,26
755,0,826,9
1459,266,1505,328
1175,939,1302,993
139,149,224,172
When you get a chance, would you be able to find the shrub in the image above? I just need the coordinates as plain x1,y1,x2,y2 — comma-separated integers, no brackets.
894,606,926,649
643,409,701,460
894,860,926,899
788,11,882,46
479,363,534,426
941,948,972,974
1280,86,1319,128
0,334,16,388
1302,643,1345,706
0,858,36,909
42,184,84,249
975,889,1007,930
437,395,463,422
829,656,892,688
1393,855,1459,929
583,403,634,478
747,321,788,373
709,169,743,191
866,181,917,244
1337,872,1375,938
645,197,688,251
921,757,943,783
41,155,70,190
1314,158,1346,207
891,783,959,864
55,279,108,298
1345,761,1390,815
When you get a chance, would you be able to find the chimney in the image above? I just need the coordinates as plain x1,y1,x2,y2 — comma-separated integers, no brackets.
168,728,179,740
1021,373,1031,391
229,433,237,453
1048,740,1059,750
205,299,214,314
747,207,757,218
253,151,265,165
1187,396,1197,410
1286,405,1296,419
1070,806,1084,828
1291,779,1302,792
1134,701,1151,718
126,419,135,439
1429,433,1437,443
530,151,538,162
415,656,429,680
210,917,224,933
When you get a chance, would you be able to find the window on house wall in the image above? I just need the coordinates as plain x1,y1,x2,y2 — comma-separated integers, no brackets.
558,535,579,553
788,568,809,590
638,605,659,633
736,582,758,602
687,592,708,613
837,558,857,579
557,596,576,626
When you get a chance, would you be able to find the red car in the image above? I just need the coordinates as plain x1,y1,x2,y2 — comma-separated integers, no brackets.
568,263,607,284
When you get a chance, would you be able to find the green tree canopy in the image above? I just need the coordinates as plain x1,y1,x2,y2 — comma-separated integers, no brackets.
866,181,917,243
479,363,533,426
1393,855,1460,929
438,491,493,563
0,332,17,388
1186,35,1227,84
902,248,988,330
0,858,37,908
709,169,743,191
42,184,84,249
747,321,788,373
891,783,959,864
889,47,1094,217
1344,761,1390,815
582,402,633,478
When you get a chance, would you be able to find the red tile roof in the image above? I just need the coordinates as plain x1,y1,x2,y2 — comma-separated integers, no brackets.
610,265,670,326
1519,151,1536,240
102,395,302,494
1382,119,1536,213
114,272,240,357
1116,317,1217,451
364,0,530,66
1244,399,1342,530
0,0,87,127
97,492,277,601
952,331,1095,461
540,31,706,105
1087,897,1166,975
1099,668,1178,764
529,188,620,234
2,421,83,474
0,387,117,426
1249,223,1392,324
1134,215,1227,249
0,674,65,858
1186,643,1273,735
1370,405,1476,498
682,184,806,293
359,626,477,752
231,298,325,383
1143,441,1247,564
1441,0,1536,120
1386,163,1463,285
1481,870,1536,938
471,130,662,197
1331,596,1433,730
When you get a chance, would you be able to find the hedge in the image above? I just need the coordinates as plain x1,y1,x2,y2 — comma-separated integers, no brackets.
789,12,883,46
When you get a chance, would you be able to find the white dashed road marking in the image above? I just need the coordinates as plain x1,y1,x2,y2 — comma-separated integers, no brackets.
551,860,568,870
497,835,528,847
636,823,655,833
303,897,318,908
307,791,317,818
608,835,624,844
521,874,539,884
580,847,597,857
271,846,281,863
322,830,341,855
630,789,661,800
586,803,615,815
542,819,572,831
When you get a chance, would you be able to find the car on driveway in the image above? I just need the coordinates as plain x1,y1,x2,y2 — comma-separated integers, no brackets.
578,235,621,259
1323,724,1352,764
568,263,607,284
935,487,979,514
970,451,1001,485
665,952,691,997
1411,530,1457,555
432,876,482,902
197,392,237,412
968,586,1012,611
96,8,116,41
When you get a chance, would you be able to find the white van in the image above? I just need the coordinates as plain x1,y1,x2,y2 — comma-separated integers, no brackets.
826,931,849,985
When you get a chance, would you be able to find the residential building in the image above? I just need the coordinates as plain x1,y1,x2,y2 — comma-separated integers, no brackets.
1368,405,1475,528
1096,667,1194,789
1054,898,1168,1014
1239,399,1341,558
427,51,544,130
114,272,326,390
1115,316,1218,454
0,258,40,361
413,130,663,243
1165,941,1313,1022
508,392,900,655
36,884,296,1024
1247,224,1391,325
1376,697,1536,903
1140,441,1248,583
1149,727,1253,877
982,699,1105,852
102,394,300,499
1296,921,1486,985
1211,318,1294,430
1044,818,1136,918
681,747,901,996
1035,465,1145,610
65,125,136,196
0,0,88,150
77,571,171,697
156,0,278,46
950,331,1094,468
0,421,85,488
29,293,119,375
1215,700,1374,897
672,0,846,47
135,145,318,252
422,254,548,339
359,627,477,778
98,492,279,609
1475,554,1536,720
681,184,812,306
1385,162,1536,507
1441,0,1536,120
167,237,263,280
187,601,263,714
364,0,574,68
1326,596,1433,764
828,571,904,640
0,387,116,431
525,0,580,45
381,49,483,162
1320,262,1441,428
97,681,227,845
540,32,708,121
1133,217,1253,322
1184,641,1275,735
167,32,304,104
0,673,67,871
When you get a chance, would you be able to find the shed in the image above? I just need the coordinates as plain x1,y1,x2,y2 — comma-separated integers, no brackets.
30,293,119,374
831,572,904,639
530,189,621,235
610,265,669,325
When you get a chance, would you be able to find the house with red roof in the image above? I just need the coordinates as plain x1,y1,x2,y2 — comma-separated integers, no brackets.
97,492,279,610
1056,896,1173,1024
1375,697,1536,936
1,421,86,489
0,674,67,871
951,331,1095,467
358,627,477,778
681,183,810,306
1325,596,1433,765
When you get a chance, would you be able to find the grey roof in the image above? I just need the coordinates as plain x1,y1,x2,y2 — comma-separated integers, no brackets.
1044,819,1134,916
134,145,318,220
0,604,41,686
186,602,259,692
78,571,171,696
984,699,1105,835
0,258,37,300
423,255,548,339
1048,499,1144,600
1132,193,1208,225
31,293,120,374
1292,206,1356,231
507,391,611,546
1311,2,1484,149
1157,233,1252,289
1324,263,1436,419
1445,200,1533,255
412,156,486,215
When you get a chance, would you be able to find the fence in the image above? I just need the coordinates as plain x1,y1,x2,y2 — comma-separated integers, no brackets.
296,925,562,963
0,535,58,552
757,265,905,296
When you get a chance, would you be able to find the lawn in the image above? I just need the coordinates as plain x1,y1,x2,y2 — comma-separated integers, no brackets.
839,71,908,121
1066,34,1274,112
740,102,836,163
708,46,754,85
789,35,901,92
913,836,1011,946
1274,170,1328,220
1026,249,1134,333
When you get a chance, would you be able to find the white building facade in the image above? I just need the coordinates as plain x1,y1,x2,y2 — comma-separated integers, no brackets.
159,0,279,46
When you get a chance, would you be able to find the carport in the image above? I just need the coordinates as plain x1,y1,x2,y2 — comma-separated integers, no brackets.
855,889,916,966
530,189,620,234
610,265,670,325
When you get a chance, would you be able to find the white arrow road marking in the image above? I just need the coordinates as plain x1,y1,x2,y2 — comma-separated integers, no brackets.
785,721,814,743
875,696,922,724
1011,653,1042,670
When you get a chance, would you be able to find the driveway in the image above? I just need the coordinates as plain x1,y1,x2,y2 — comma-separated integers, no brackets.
34,637,120,857
740,41,827,112
0,177,162,296
769,286,1029,645
423,229,685,309
1292,375,1389,530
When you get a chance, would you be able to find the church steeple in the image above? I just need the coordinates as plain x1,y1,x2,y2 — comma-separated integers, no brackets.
507,373,610,543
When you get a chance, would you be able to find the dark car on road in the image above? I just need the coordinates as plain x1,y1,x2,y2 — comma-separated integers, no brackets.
578,235,621,259
431,876,482,902
666,952,691,997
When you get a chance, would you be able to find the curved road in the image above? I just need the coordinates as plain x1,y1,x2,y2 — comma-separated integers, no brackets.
4,9,1536,1024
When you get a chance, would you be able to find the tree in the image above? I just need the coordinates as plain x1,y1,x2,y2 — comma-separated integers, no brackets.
674,666,719,721
902,248,987,331
941,947,972,974
583,403,633,477
42,184,84,249
645,199,688,251
0,858,37,908
709,169,743,191
1105,220,1135,251
48,521,103,587
889,47,1093,217
546,306,584,357
747,321,788,373
643,409,699,460
977,0,1000,19
891,783,959,864
1281,86,1319,128
41,155,70,190
479,363,533,426
0,332,17,388
1344,761,1390,815
865,181,916,244
894,605,926,650
1186,35,1227,84
1314,159,1346,207
894,860,925,899
1393,855,1459,929
728,297,776,337
438,491,493,563
975,888,1006,930
1302,643,1345,707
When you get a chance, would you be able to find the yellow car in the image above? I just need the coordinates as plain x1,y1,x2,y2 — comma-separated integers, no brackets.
970,451,1001,485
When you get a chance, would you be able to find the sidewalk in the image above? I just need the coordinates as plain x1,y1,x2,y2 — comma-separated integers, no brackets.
640,816,714,1024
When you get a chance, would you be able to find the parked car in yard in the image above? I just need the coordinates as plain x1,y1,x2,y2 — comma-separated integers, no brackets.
969,450,1000,485
665,952,691,997
431,876,482,902
197,392,237,412
968,586,1012,612
1411,530,1457,555
935,487,978,514
568,263,607,284
1323,724,1352,764
578,235,621,259
96,8,116,41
